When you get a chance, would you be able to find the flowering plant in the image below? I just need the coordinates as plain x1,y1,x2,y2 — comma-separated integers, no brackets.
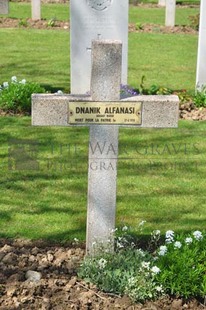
0,76,45,114
155,230,206,299
78,224,164,302
78,226,206,303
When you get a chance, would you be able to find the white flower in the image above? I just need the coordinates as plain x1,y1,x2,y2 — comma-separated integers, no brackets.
141,261,150,270
136,249,145,257
158,245,167,256
174,241,182,249
122,225,128,231
11,76,17,83
116,241,124,249
165,230,174,239
3,82,9,88
165,230,175,243
156,285,163,292
193,230,203,241
152,230,161,236
139,220,146,227
20,79,26,84
73,237,79,243
185,237,193,244
56,90,63,94
151,266,161,274
128,277,136,286
98,258,107,269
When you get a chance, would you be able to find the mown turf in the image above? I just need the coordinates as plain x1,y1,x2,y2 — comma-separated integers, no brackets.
0,118,206,241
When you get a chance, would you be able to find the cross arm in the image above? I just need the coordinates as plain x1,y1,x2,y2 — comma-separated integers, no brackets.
32,94,179,128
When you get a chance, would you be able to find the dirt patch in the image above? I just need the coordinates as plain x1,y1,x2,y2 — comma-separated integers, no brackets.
129,23,197,35
180,102,206,121
0,17,198,35
0,17,69,30
0,238,205,310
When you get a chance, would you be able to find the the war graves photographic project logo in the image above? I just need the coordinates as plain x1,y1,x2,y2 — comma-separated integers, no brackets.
8,139,39,171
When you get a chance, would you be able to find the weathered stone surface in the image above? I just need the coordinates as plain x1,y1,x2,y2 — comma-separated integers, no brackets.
0,0,9,15
25,270,42,282
123,95,179,128
165,0,176,27
31,0,41,20
86,40,122,254
32,94,179,128
32,94,91,126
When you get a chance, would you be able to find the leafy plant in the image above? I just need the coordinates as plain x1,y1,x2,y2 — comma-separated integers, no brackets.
78,225,164,303
189,13,200,30
79,226,206,303
155,230,206,299
193,86,206,108
139,76,173,95
47,17,57,27
135,22,144,31
18,19,28,28
0,76,45,114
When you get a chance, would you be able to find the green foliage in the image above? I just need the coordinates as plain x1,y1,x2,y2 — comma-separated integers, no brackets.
156,230,206,299
0,76,45,114
176,89,193,104
79,228,206,303
193,86,206,108
189,13,200,30
47,17,57,27
18,19,28,27
139,75,173,95
78,226,163,303
135,22,144,30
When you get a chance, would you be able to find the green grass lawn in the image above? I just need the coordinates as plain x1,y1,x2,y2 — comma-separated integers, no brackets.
0,29,198,92
0,117,206,241
0,3,204,242
129,6,199,25
2,2,199,26
0,3,199,91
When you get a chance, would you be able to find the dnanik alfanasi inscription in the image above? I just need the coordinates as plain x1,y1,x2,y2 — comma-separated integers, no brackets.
68,101,142,125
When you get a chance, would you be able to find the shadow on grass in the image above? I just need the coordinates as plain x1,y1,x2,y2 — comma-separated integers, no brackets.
1,118,206,240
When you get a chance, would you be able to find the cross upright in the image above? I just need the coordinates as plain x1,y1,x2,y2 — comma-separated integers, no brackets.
32,40,179,254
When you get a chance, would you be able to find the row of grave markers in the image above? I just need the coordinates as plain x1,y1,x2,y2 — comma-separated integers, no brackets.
0,0,40,19
0,0,176,27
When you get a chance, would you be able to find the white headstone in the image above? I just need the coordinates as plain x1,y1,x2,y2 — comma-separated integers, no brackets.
196,0,206,90
165,0,176,27
70,0,128,94
0,0,9,15
32,0,41,20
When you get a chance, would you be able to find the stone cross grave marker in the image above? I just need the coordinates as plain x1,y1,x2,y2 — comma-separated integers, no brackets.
70,0,128,94
32,0,41,20
32,40,179,254
0,0,9,15
196,0,206,90
165,0,176,27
